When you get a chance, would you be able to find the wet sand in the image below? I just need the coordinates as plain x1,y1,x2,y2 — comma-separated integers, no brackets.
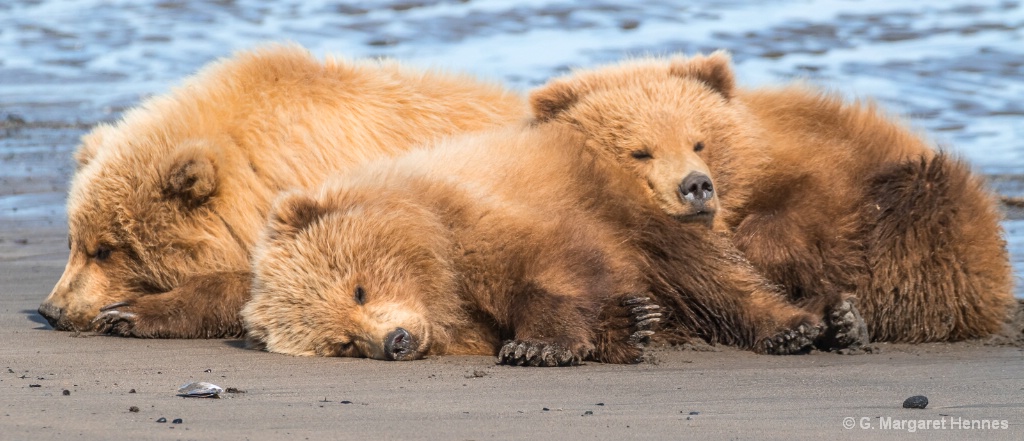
2,221,1022,440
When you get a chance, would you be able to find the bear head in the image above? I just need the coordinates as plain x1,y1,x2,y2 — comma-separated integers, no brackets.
530,51,763,230
37,118,252,332
242,184,466,360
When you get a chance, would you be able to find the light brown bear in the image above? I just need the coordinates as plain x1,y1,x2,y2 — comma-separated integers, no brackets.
530,51,1016,343
242,123,850,366
37,43,528,338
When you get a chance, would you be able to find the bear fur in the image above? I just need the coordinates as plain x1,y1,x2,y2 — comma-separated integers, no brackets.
529,51,1016,343
242,123,848,366
37,43,528,338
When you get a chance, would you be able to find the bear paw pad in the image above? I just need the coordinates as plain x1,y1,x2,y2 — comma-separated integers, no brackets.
759,323,821,355
816,298,870,352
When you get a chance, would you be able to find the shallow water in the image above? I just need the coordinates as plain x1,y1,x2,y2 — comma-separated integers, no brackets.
1,0,1022,295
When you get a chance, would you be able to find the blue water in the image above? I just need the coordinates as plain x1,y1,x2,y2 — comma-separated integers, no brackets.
1,0,1022,294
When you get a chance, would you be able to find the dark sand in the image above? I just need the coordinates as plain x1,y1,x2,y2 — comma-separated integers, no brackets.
2,218,1022,440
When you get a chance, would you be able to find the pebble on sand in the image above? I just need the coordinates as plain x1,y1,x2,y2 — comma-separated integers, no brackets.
903,395,928,409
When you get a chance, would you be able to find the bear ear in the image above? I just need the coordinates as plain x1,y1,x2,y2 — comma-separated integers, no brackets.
265,191,326,240
161,142,219,208
75,123,117,167
669,50,736,100
530,79,584,122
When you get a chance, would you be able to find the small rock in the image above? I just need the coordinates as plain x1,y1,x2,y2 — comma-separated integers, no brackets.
29,384,41,388
129,406,139,413
903,395,928,409
156,417,167,423
596,402,605,406
62,390,70,396
224,387,245,394
542,407,550,411
129,389,136,393
689,411,699,415
340,400,352,404
172,418,183,424
582,410,594,416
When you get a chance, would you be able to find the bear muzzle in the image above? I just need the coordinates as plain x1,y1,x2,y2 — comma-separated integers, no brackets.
676,171,718,225
37,302,68,330
383,327,420,361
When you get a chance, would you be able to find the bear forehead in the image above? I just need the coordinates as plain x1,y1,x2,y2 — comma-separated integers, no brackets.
579,77,723,114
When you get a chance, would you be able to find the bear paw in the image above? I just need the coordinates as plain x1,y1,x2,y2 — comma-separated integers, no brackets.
815,298,870,352
624,296,662,347
497,340,587,367
757,323,821,355
593,295,662,364
91,302,143,337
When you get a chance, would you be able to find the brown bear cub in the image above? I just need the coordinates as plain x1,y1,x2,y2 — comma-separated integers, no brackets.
242,124,844,366
37,44,527,338
530,51,1015,343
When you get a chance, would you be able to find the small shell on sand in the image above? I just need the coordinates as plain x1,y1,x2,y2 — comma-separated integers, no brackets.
177,381,223,398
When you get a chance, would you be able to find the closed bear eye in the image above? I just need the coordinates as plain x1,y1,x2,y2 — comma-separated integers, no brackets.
92,245,113,261
354,285,366,305
630,149,653,160
337,341,355,355
693,141,705,152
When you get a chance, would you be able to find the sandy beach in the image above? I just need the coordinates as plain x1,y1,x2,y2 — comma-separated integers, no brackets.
2,221,1022,440
3,1,1024,439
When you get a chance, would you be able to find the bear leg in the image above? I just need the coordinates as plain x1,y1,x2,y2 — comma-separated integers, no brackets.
92,271,251,338
860,154,1015,342
733,197,866,306
495,282,604,367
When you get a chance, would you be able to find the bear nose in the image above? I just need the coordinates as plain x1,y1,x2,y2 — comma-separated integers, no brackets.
679,172,715,205
37,302,63,328
384,327,416,361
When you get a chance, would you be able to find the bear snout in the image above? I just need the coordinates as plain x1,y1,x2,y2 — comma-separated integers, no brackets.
37,302,64,329
383,327,418,361
679,172,715,205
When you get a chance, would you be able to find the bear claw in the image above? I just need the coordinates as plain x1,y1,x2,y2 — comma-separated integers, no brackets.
497,340,583,367
91,308,139,336
626,296,661,347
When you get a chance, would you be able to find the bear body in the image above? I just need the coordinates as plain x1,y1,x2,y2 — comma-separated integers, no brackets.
242,124,844,365
530,52,1015,342
37,44,528,338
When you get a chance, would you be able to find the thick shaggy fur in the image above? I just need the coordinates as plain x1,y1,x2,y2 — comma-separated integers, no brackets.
530,52,1015,342
242,124,826,365
37,44,527,338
